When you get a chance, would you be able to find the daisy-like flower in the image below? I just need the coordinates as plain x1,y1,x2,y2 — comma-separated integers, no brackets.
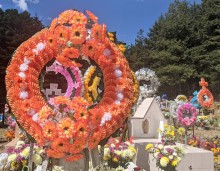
57,117,75,139
81,40,97,57
90,110,102,127
91,24,103,42
75,121,89,139
54,25,69,44
43,121,57,141
69,139,86,154
51,138,69,152
69,25,87,44
61,47,79,59
38,106,54,124
69,11,87,26
74,108,88,121
58,10,74,24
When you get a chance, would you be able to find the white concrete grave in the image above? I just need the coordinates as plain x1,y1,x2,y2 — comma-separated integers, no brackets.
130,98,167,139
133,139,214,171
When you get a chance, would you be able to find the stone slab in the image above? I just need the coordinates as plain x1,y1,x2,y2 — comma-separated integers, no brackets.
133,139,214,171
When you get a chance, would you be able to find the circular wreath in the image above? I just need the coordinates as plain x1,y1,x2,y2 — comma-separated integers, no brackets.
197,89,214,108
5,10,134,161
177,103,197,127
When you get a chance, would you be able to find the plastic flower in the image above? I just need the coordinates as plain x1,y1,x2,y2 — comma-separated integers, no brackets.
69,25,87,44
54,25,69,44
75,122,89,138
57,118,75,139
69,139,86,154
51,138,69,152
91,24,105,42
61,47,80,59
43,122,57,140
46,149,65,159
86,10,98,23
160,157,169,167
69,11,87,25
145,144,154,151
81,40,97,57
32,154,42,166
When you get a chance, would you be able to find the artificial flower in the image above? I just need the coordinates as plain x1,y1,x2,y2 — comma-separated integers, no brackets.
43,122,57,140
57,117,75,139
69,25,87,44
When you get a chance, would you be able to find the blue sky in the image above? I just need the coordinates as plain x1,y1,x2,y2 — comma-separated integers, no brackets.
0,0,201,45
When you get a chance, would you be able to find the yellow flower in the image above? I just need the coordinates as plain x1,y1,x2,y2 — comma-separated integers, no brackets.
118,44,126,53
113,157,119,163
160,157,169,167
145,144,154,151
172,160,178,166
128,146,137,153
178,127,185,135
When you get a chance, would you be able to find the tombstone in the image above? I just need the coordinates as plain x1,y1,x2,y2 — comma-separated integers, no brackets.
130,97,167,139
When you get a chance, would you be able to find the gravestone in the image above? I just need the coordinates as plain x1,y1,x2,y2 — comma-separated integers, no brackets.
130,97,167,138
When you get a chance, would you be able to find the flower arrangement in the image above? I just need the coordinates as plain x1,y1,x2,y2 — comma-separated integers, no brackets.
5,9,135,162
196,115,211,128
159,124,185,145
102,138,136,169
177,103,197,127
5,141,45,171
146,143,185,171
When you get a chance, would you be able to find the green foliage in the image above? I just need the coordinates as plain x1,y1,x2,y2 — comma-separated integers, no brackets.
0,9,44,104
127,0,220,99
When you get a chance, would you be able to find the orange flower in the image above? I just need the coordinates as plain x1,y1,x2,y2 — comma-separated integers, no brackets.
75,122,89,139
58,10,74,24
51,138,69,152
54,25,69,44
38,106,54,123
81,40,97,57
65,153,84,162
88,130,101,150
69,139,86,154
86,10,98,23
69,25,87,44
69,11,87,26
90,110,102,127
91,24,104,42
62,47,80,59
56,54,82,68
43,122,57,141
45,31,58,51
74,108,88,121
50,18,58,30
57,118,75,139
47,148,66,159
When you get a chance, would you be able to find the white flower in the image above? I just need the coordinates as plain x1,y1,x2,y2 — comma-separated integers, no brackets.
20,91,28,99
110,144,116,148
104,148,110,156
36,42,45,51
117,92,124,101
100,112,112,126
27,109,36,116
7,154,17,162
18,72,26,78
157,144,163,150
19,63,29,72
114,100,121,105
20,147,30,159
52,166,65,171
169,155,174,160
121,149,134,159
103,49,111,56
32,113,38,122
24,57,31,64
173,152,177,156
115,150,122,156
15,141,25,149
153,152,159,158
33,154,42,166
114,69,122,77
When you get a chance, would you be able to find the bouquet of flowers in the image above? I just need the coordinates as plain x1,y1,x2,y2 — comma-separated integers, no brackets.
146,143,185,171
103,137,136,169
196,116,210,128
159,124,185,145
5,141,45,171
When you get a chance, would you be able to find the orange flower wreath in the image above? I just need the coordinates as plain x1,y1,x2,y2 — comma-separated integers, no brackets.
5,10,135,161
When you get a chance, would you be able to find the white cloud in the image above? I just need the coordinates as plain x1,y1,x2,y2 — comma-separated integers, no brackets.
0,4,2,8
12,0,28,11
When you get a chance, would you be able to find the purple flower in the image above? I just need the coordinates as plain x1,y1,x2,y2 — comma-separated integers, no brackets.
16,155,23,162
6,147,14,153
158,153,163,159
166,148,174,154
